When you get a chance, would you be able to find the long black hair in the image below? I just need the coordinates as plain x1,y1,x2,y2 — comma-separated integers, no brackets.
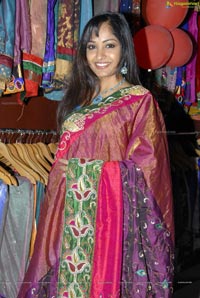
57,12,141,131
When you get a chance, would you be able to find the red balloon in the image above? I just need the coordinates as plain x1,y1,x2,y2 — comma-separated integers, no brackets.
133,25,174,70
142,0,189,30
166,28,193,67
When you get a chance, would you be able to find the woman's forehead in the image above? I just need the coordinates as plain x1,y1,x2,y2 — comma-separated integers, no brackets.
90,22,114,38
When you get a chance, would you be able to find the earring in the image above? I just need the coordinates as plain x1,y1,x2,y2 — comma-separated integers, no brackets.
121,63,128,75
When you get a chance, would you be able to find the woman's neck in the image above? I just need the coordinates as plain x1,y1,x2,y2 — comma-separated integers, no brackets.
100,77,125,97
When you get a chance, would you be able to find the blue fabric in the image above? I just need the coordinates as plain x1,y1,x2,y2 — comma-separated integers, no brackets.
0,180,8,229
35,181,45,226
119,0,132,13
0,0,15,57
79,0,93,38
43,88,64,101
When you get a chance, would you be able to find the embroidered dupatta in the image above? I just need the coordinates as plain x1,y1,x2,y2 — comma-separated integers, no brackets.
17,86,174,298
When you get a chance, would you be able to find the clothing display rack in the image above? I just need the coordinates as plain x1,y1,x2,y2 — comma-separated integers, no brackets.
0,129,59,298
0,129,59,186
0,128,59,144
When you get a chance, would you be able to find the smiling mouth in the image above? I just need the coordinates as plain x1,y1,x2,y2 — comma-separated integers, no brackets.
95,62,110,68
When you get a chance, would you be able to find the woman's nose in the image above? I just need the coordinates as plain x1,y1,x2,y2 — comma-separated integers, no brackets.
96,47,105,59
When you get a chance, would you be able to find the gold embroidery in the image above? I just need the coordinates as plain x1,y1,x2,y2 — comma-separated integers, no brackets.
62,113,86,132
57,2,79,49
122,85,149,96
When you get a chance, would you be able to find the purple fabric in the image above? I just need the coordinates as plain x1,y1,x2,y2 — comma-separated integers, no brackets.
41,0,57,86
185,11,198,103
23,263,59,298
120,161,174,298
14,0,31,65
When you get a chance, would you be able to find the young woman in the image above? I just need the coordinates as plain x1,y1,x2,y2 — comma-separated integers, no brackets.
18,12,174,298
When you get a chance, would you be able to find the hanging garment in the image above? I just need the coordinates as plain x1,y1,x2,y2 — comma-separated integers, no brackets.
79,0,93,37
93,0,120,15
0,0,16,94
196,14,200,94
41,0,58,89
154,66,178,93
3,64,24,95
0,177,34,298
0,180,8,231
14,0,31,66
18,86,174,297
2,0,30,96
43,0,80,101
17,0,48,101
35,181,46,227
185,10,198,103
54,0,80,86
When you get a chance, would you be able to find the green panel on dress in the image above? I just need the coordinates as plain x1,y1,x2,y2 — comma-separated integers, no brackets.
57,158,104,298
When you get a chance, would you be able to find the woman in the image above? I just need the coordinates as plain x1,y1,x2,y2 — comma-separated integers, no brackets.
18,12,174,298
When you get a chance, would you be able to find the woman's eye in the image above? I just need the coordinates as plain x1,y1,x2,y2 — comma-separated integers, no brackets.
87,44,95,50
106,43,115,48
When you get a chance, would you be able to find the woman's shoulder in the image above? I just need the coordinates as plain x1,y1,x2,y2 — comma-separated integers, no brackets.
127,85,150,96
119,85,150,97
119,85,158,109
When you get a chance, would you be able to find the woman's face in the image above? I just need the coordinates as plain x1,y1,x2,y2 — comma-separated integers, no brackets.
86,22,122,80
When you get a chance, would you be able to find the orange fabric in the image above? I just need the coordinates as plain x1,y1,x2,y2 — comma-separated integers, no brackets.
29,184,37,258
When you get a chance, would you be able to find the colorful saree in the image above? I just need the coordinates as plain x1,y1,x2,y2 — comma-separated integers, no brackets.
17,86,174,298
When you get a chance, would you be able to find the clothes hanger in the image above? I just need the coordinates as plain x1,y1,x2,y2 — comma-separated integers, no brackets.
36,142,55,164
6,142,42,183
31,144,52,172
0,158,18,186
13,143,47,185
48,142,58,156
7,142,37,174
0,167,12,185
0,164,18,186
0,142,37,184
23,143,49,184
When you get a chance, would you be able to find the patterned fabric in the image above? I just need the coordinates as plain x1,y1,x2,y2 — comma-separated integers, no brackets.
43,0,80,100
15,0,48,101
18,85,174,297
120,161,174,297
0,0,16,93
56,86,174,241
57,158,103,297
53,0,80,87
19,52,43,99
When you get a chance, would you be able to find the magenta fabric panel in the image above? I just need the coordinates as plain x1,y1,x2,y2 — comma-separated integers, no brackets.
91,161,123,298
